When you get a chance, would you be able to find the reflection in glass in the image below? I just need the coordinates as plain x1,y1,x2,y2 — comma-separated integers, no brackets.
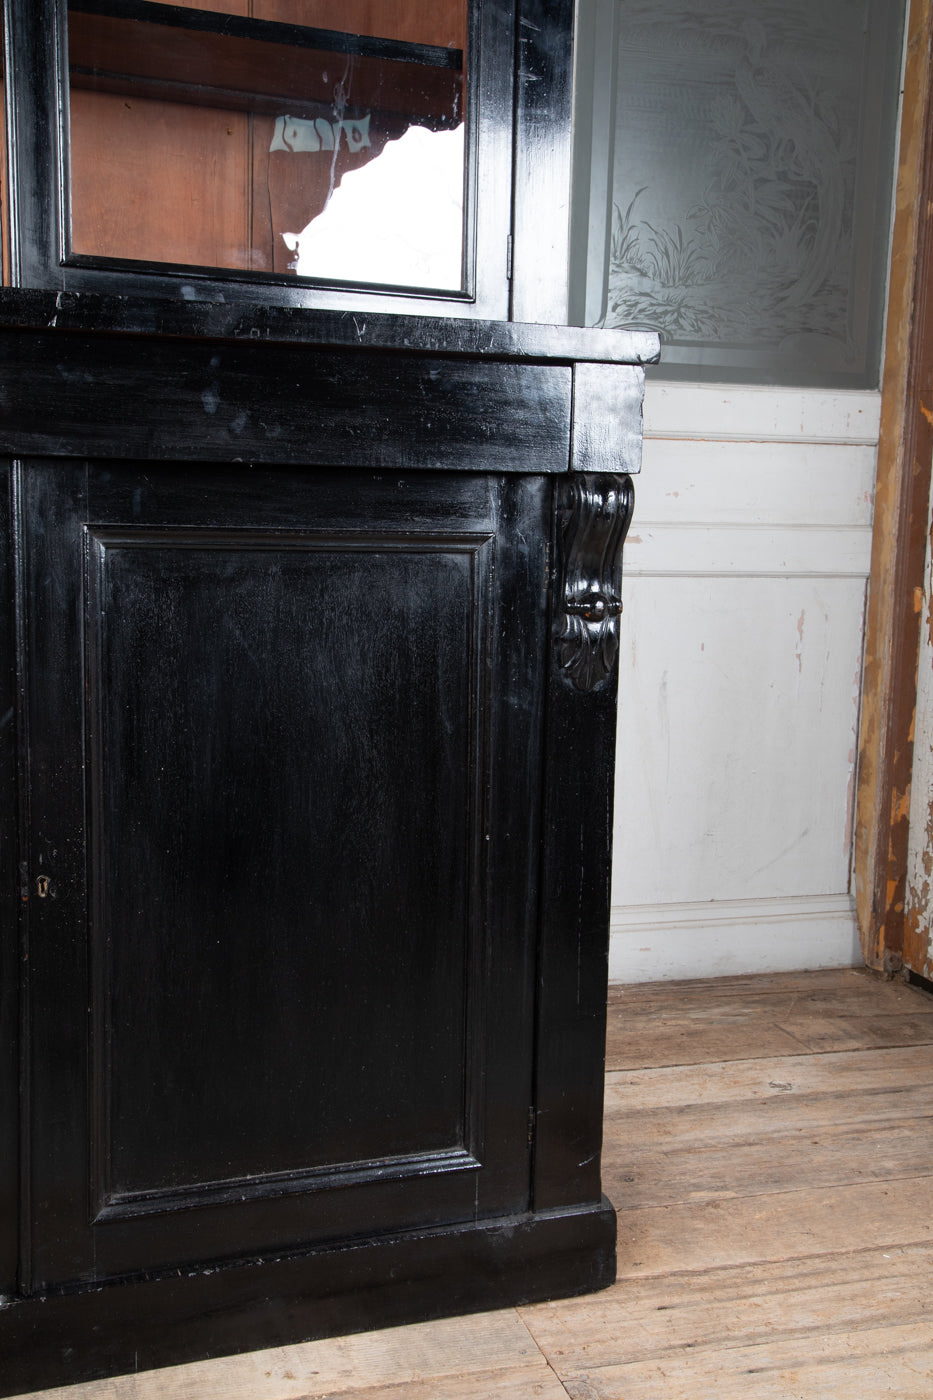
67,0,468,290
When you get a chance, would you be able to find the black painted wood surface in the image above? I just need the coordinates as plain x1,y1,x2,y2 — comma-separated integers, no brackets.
0,1202,618,1394
20,463,547,1290
0,333,641,1387
0,289,659,363
511,0,577,323
0,0,658,1389
0,459,17,1304
0,331,574,469
0,297,655,472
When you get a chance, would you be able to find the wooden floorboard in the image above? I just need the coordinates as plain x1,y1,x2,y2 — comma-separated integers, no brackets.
613,1176,933,1276
12,1312,552,1400
605,966,932,1009
604,970,933,1070
605,967,933,1062
12,968,933,1399
556,1322,933,1400
284,1369,571,1400
604,1043,933,1106
28,1366,569,1400
518,1244,933,1369
603,1081,933,1207
605,1016,811,1069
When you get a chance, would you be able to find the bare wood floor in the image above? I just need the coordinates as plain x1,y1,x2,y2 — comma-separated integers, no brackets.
17,967,933,1399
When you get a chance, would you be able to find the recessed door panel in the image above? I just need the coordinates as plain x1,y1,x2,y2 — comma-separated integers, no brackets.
88,531,480,1212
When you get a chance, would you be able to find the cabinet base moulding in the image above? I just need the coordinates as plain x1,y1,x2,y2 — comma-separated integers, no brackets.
0,1201,616,1397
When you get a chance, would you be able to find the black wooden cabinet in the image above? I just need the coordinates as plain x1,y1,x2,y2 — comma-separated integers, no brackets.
0,0,658,1391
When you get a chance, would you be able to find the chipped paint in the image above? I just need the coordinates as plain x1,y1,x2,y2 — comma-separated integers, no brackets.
854,0,933,968
844,744,857,866
902,439,933,979
795,608,805,675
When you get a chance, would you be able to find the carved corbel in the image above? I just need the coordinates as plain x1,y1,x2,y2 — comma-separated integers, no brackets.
556,473,634,692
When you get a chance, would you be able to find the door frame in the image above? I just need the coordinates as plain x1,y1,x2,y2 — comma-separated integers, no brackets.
855,0,933,973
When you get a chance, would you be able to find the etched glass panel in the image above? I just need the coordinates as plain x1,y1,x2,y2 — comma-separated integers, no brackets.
66,1,468,290
573,0,904,386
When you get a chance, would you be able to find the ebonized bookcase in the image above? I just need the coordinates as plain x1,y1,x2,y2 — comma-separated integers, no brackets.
0,0,658,1390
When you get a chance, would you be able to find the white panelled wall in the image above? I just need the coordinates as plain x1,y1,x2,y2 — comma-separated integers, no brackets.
610,383,879,982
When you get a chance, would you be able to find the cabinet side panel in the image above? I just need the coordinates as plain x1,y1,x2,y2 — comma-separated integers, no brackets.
532,474,626,1212
534,664,617,1209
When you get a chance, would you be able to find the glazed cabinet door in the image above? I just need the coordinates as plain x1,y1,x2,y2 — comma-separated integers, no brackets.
18,459,549,1291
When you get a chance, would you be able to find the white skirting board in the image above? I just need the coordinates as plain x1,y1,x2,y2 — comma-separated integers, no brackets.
608,894,861,983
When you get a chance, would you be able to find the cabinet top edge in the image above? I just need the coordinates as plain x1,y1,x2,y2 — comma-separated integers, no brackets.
0,291,661,366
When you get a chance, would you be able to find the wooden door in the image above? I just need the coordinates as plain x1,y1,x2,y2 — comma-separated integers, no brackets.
19,458,548,1291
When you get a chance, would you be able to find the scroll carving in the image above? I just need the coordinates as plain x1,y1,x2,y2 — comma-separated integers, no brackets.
556,474,634,692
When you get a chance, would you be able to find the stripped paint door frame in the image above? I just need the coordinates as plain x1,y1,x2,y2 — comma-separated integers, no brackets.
855,0,933,974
